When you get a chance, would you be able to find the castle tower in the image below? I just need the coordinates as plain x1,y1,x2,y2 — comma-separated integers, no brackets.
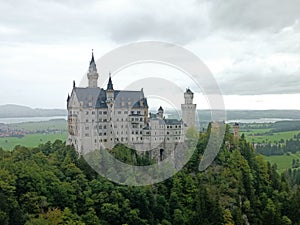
233,122,239,138
181,88,196,128
157,106,164,119
87,50,99,88
106,73,114,104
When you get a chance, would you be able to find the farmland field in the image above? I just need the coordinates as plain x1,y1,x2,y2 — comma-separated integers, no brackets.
0,132,67,151
242,130,300,143
264,152,300,173
8,119,67,131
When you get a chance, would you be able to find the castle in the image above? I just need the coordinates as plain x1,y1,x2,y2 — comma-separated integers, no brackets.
67,52,196,161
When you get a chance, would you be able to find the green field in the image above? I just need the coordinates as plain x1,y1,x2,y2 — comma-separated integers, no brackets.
243,130,300,143
264,152,300,173
0,132,67,151
9,119,67,131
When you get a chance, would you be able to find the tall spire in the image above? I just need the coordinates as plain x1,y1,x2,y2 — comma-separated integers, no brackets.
88,49,97,73
87,49,99,88
90,49,95,65
107,72,113,90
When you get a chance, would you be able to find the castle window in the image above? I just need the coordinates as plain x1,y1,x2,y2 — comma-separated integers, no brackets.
104,139,107,142
99,111,102,115
104,132,106,135
92,111,95,115
137,111,141,114
124,111,128,114
103,125,106,129
86,111,89,115
99,125,102,129
140,118,143,121
85,133,89,137
118,111,121,114
85,127,89,130
86,119,88,122
103,111,107,115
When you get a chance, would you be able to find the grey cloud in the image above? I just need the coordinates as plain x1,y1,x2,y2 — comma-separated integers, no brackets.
218,68,300,95
209,0,300,32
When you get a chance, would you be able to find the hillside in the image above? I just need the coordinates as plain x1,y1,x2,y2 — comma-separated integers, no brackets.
0,104,67,118
0,125,300,224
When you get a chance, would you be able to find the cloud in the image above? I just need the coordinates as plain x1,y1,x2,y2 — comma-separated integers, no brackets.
0,0,300,109
209,0,300,32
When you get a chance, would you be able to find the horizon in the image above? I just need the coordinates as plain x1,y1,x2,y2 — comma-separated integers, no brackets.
3,103,300,111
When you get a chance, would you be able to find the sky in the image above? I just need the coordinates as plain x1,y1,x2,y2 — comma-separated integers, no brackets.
0,0,300,110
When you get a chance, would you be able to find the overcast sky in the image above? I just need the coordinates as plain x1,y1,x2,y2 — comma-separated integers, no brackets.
0,0,300,110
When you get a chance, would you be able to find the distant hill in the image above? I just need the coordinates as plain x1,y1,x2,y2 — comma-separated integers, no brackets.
0,104,67,118
198,109,300,121
163,109,300,121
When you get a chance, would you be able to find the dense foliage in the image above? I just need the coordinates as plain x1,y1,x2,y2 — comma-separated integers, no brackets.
0,125,300,225
256,136,300,156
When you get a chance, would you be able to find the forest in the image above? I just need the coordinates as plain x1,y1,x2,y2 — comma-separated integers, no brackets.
1,124,300,225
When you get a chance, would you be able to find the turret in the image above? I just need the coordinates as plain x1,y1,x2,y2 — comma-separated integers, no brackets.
184,88,194,104
87,50,99,88
181,88,196,128
106,73,114,104
157,106,164,119
233,122,239,138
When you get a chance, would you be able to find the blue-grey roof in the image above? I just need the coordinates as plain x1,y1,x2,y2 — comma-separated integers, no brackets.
164,119,182,125
73,87,148,109
73,87,102,108
107,76,113,90
114,90,147,109
186,88,193,94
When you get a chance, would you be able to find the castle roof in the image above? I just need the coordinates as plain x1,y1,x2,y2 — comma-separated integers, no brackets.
186,88,193,94
73,87,148,109
164,119,182,125
107,74,113,90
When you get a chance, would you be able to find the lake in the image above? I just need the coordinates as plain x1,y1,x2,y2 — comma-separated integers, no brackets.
0,116,67,124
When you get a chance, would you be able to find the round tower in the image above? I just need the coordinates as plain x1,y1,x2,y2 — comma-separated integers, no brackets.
157,106,164,119
233,122,239,138
181,88,196,128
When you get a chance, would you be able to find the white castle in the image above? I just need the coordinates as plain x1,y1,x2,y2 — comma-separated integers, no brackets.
67,52,196,161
